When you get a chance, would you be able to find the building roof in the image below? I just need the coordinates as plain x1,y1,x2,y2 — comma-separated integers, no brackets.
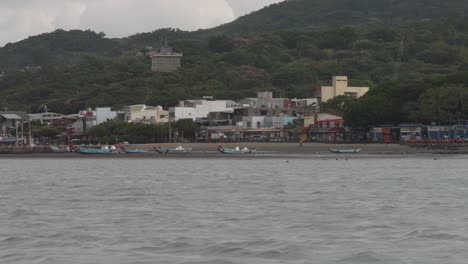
0,114,22,120
0,111,30,121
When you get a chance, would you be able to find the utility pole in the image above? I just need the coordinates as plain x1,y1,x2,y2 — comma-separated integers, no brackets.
20,121,24,144
15,120,19,147
168,118,172,143
28,119,32,146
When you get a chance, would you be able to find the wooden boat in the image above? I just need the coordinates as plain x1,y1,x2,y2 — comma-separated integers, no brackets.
218,146,257,154
155,146,192,154
329,147,361,154
121,147,149,154
76,146,116,154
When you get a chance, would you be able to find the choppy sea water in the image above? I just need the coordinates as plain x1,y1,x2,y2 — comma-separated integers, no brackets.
1,157,468,264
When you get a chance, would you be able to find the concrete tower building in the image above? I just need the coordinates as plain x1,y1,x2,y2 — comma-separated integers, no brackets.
320,76,369,102
150,43,183,72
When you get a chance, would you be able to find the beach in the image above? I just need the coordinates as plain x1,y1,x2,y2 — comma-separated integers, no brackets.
1,143,467,159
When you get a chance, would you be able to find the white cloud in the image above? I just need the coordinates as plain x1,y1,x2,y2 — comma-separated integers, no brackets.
0,0,284,46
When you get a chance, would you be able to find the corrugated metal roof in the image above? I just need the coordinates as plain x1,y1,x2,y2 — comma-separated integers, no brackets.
0,114,22,119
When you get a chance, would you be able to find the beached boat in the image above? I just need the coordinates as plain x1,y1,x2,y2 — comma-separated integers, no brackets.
50,145,78,153
76,146,116,154
50,146,71,153
121,147,150,154
155,146,192,154
329,147,361,154
217,146,257,154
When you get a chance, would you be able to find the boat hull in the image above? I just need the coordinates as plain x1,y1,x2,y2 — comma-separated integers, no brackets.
155,148,192,154
50,147,70,153
122,149,149,154
329,148,361,154
77,148,114,154
218,147,257,154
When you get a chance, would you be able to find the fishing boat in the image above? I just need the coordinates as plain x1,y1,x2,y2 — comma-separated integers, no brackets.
76,146,116,154
155,146,192,154
217,146,257,154
50,146,71,153
121,147,150,154
50,145,78,153
328,147,361,154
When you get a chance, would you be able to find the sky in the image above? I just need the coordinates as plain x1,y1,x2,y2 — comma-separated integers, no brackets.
0,0,284,46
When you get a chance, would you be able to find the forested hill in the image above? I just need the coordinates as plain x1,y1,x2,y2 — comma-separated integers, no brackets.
0,1,468,126
0,30,118,69
1,0,467,68
213,0,468,34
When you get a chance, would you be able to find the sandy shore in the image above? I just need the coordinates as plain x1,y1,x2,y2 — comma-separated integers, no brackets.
1,143,467,159
129,142,429,154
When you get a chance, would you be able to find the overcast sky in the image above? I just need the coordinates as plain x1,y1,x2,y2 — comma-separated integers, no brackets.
0,0,284,46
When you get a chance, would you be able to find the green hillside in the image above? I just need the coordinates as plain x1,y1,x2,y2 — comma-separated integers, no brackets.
214,0,468,34
0,30,117,69
0,0,468,126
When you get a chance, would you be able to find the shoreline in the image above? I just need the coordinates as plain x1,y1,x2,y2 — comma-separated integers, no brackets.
1,143,467,159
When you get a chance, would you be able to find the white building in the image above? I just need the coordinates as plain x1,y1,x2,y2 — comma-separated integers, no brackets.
69,109,96,135
241,116,266,129
96,107,117,125
170,100,241,121
291,98,319,108
321,76,369,102
240,92,286,109
123,104,168,124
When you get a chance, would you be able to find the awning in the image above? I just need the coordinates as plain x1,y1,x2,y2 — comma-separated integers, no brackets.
0,114,22,120
0,138,25,143
308,130,329,134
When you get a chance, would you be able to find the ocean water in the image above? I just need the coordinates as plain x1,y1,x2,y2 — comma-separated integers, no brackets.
1,157,468,264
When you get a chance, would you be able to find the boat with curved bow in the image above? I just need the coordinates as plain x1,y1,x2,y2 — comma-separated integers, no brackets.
217,146,257,154
329,148,361,154
155,146,192,154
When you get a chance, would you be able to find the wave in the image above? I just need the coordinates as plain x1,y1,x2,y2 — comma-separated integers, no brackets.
338,251,382,263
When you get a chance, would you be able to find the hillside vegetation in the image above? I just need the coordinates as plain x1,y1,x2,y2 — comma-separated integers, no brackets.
0,0,467,127
214,0,468,34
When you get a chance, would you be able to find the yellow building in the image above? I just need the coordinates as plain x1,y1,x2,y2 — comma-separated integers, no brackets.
320,76,369,102
123,105,169,124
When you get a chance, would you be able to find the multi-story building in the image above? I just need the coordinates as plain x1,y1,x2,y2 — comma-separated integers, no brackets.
95,107,117,125
289,98,319,108
0,112,29,139
149,44,183,72
320,76,369,102
304,113,344,128
170,100,241,121
240,92,286,109
122,105,168,124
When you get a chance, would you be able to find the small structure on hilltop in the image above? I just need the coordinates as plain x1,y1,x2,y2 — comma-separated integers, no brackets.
320,76,369,102
149,43,183,73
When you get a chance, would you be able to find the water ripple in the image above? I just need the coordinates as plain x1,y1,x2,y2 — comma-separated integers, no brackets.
0,158,467,263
